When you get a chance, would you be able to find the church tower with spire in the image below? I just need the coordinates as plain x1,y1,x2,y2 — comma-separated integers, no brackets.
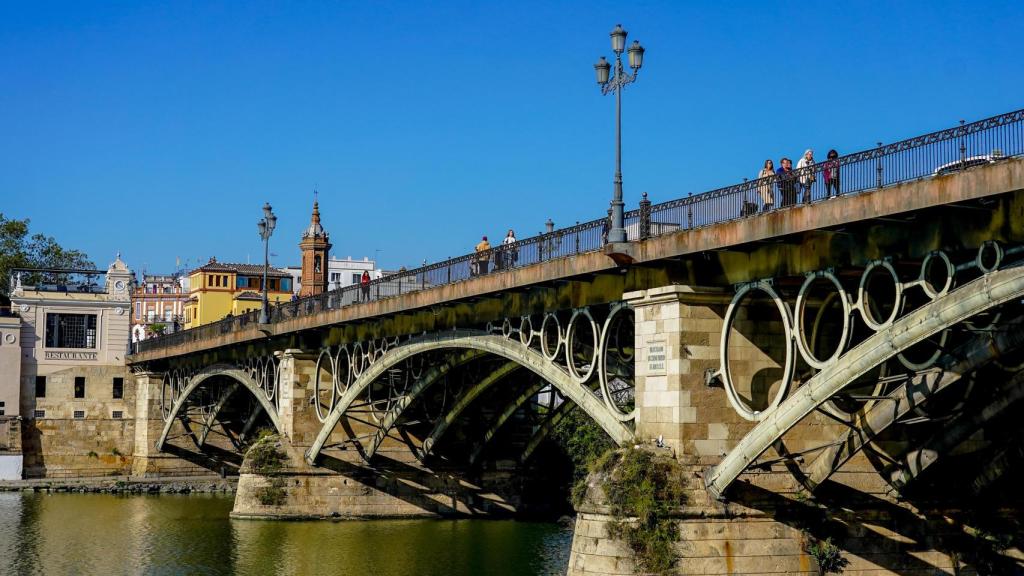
299,194,332,297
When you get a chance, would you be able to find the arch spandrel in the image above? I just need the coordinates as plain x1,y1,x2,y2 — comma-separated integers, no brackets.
156,363,282,452
305,330,634,465
706,263,1024,500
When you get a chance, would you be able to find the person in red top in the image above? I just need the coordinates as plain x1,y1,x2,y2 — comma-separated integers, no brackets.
360,270,371,302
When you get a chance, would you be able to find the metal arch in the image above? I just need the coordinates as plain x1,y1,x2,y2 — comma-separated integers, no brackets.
705,264,1024,500
419,362,525,460
888,369,1024,491
465,380,549,465
197,382,240,448
362,350,490,458
239,403,266,442
803,319,1024,490
305,330,635,465
156,363,282,452
519,401,576,464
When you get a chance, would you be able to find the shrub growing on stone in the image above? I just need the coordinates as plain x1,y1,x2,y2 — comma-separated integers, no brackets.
255,477,287,507
598,448,685,575
807,537,849,575
246,433,286,474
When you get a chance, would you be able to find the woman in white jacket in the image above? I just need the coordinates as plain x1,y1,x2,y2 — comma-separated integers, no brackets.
796,149,816,204
757,159,775,211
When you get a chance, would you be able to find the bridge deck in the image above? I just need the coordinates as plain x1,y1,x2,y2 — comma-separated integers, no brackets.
129,158,1024,363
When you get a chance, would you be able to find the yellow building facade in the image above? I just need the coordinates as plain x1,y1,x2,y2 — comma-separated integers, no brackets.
183,258,293,328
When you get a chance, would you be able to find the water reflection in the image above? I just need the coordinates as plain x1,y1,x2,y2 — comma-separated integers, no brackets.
0,493,571,576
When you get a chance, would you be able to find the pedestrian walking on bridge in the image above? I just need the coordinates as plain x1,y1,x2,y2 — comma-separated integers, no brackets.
473,236,491,276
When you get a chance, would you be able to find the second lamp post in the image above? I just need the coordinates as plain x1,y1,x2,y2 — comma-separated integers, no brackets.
594,24,645,244
257,202,277,324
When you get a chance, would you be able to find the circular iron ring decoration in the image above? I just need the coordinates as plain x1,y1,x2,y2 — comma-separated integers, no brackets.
565,308,599,384
540,313,563,362
719,281,796,422
976,241,1004,274
313,348,337,423
920,250,955,299
795,271,852,370
335,345,352,396
857,260,904,331
519,316,534,346
598,303,636,421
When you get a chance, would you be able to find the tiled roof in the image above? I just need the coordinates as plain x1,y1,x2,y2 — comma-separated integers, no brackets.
192,261,290,278
234,291,263,301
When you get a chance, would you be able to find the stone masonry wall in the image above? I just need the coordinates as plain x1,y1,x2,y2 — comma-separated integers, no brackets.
20,365,136,477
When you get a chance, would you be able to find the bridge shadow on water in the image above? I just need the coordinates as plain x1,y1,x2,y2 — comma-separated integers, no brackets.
728,480,1024,575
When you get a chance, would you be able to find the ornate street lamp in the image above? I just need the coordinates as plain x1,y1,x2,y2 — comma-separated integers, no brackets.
257,202,277,324
594,24,645,244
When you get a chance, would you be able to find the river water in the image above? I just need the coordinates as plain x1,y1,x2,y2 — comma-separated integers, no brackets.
0,492,573,575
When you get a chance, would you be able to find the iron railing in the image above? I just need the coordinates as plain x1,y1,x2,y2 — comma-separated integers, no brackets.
134,108,1024,354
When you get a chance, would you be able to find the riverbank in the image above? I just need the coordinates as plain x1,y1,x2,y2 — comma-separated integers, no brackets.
0,475,236,494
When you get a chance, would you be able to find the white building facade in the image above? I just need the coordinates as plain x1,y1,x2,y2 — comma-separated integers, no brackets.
284,256,381,295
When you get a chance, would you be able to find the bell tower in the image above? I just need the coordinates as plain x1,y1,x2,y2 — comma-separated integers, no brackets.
299,193,332,297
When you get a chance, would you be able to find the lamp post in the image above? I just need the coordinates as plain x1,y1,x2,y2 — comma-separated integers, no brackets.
594,24,645,244
257,202,277,324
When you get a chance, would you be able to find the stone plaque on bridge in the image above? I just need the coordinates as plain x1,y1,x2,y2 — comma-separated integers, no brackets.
647,338,667,376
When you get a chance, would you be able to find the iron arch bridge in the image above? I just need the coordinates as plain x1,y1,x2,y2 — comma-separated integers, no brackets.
155,359,284,457
303,303,638,468
702,241,1024,500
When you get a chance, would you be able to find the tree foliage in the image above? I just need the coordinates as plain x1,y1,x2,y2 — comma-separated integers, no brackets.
550,406,615,486
0,213,94,300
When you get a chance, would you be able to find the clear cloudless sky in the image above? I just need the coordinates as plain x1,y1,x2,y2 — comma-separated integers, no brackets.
2,1,1023,274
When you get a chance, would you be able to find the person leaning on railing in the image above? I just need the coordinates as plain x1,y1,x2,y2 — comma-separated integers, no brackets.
500,229,518,270
796,149,816,204
776,157,798,207
824,149,841,198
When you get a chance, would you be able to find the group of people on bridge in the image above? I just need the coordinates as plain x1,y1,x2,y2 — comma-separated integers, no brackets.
472,229,518,276
751,148,841,213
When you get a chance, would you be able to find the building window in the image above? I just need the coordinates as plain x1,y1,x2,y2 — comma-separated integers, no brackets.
330,272,341,282
112,410,123,419
35,376,46,398
281,278,291,292
351,273,361,284
237,276,248,288
73,410,85,419
314,254,322,273
34,410,45,419
74,376,86,399
112,377,124,399
45,313,98,349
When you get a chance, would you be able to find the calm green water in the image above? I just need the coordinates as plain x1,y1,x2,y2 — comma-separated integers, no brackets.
0,492,572,575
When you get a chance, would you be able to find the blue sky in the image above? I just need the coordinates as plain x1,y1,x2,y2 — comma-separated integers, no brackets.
2,1,1022,274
